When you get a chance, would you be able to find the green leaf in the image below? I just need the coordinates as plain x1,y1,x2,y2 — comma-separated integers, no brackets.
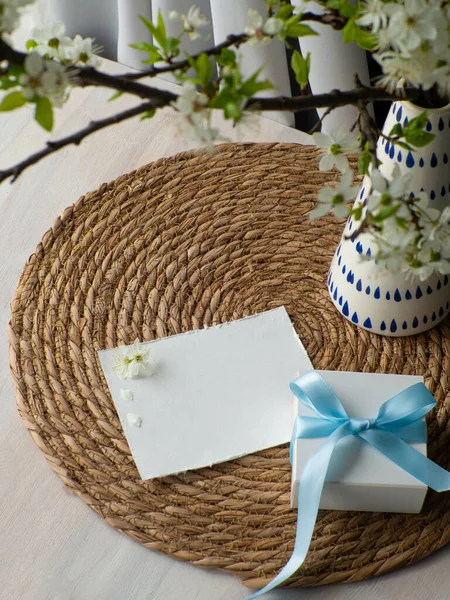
404,129,435,148
0,91,27,111
35,96,53,131
240,71,273,98
139,14,166,48
285,23,318,38
276,4,294,19
194,54,213,85
224,102,241,120
358,145,372,175
140,109,156,120
26,39,38,50
372,204,400,221
108,90,123,102
291,50,310,90
389,123,403,138
342,18,377,50
0,77,18,90
217,48,236,67
162,37,180,58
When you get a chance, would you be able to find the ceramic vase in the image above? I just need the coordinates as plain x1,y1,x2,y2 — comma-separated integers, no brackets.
328,101,450,336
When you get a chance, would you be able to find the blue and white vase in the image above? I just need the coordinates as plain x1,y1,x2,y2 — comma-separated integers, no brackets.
328,100,450,336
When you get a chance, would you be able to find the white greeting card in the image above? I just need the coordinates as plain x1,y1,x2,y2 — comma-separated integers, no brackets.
98,307,313,479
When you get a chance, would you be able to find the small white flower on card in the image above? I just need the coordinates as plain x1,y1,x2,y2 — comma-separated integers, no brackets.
113,339,152,379
120,389,134,402
126,413,142,427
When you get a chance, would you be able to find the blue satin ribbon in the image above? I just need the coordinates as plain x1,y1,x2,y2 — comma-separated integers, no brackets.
246,371,450,599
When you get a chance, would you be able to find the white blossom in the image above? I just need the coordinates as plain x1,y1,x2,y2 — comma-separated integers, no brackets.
263,17,284,36
313,126,359,173
0,0,33,33
120,389,134,402
244,10,271,45
113,339,151,379
59,34,102,67
19,52,69,107
387,0,440,52
30,21,66,58
357,0,394,33
126,413,142,427
309,170,358,219
172,80,208,115
169,5,209,40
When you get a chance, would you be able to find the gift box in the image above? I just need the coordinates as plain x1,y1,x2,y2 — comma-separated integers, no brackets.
291,370,428,513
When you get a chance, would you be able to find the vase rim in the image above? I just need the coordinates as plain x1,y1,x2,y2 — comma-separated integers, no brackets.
398,99,450,115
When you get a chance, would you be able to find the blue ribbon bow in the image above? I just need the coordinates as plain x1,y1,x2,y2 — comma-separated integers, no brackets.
247,370,450,599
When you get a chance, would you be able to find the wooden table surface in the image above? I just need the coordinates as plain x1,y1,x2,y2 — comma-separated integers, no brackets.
1,60,450,600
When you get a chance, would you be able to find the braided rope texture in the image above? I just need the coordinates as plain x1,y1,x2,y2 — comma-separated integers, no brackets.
8,143,450,590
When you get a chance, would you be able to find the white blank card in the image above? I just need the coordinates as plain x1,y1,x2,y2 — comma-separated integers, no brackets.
98,307,312,479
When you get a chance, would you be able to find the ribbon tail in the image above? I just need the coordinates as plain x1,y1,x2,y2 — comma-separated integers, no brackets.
360,429,450,492
246,422,354,600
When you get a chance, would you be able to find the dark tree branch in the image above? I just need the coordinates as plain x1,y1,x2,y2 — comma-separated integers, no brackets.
0,101,157,184
246,86,418,112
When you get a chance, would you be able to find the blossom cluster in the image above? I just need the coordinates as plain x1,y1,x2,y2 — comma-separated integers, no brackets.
357,0,449,95
19,51,69,107
28,21,101,68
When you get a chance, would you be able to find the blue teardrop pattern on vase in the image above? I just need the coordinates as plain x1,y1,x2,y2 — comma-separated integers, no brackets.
351,312,359,324
389,145,395,159
374,287,380,299
412,317,419,328
363,317,372,329
431,190,436,200
405,289,412,300
437,280,442,290
416,286,423,299
419,157,425,168
432,312,437,321
442,186,446,197
439,307,444,317
426,120,432,132
330,282,334,293
423,315,428,324
356,241,363,254
342,265,346,275
365,285,371,295
404,116,409,126
339,296,343,306
397,151,402,163
380,321,387,331
338,255,342,266
390,320,397,333
406,152,415,168
444,153,449,164
366,247,371,257
356,279,362,292
343,301,349,317
333,288,338,301
386,291,391,300
427,285,433,295
431,153,438,168
360,187,365,199
347,271,354,284
439,117,444,131
385,141,390,155
394,289,401,302
396,106,402,122
402,321,408,330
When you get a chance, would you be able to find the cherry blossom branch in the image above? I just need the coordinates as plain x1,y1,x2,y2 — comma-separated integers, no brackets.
0,101,157,183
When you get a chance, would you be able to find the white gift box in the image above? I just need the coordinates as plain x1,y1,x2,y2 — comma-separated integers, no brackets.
291,370,428,514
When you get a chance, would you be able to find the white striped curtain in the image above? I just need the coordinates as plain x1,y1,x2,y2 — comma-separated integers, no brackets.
39,0,370,132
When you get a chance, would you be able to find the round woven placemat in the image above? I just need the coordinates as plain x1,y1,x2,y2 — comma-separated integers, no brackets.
9,143,450,590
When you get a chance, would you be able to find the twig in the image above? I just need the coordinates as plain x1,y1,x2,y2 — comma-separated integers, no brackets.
120,34,249,81
307,105,336,134
0,101,157,184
